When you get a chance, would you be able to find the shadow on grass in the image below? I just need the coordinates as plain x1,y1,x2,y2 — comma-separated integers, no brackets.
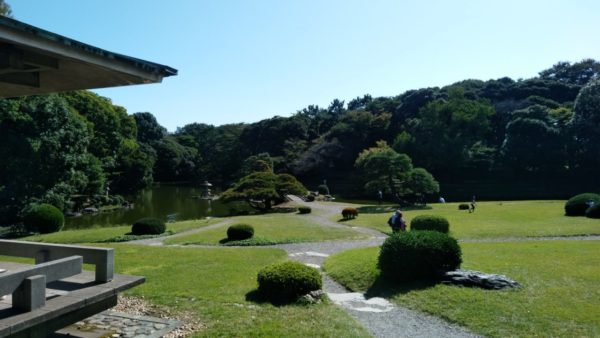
245,289,298,307
364,275,439,299
337,218,357,222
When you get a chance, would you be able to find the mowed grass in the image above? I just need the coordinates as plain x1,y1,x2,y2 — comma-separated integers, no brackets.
324,240,600,337
106,244,369,337
165,213,364,246
22,218,222,244
339,200,600,239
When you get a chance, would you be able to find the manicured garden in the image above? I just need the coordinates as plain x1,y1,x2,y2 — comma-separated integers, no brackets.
165,213,364,246
338,200,600,239
324,240,600,337
14,198,600,337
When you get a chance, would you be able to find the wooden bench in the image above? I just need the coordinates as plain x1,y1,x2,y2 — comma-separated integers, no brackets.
0,240,144,338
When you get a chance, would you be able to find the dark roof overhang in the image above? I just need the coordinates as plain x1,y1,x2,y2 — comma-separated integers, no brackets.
0,16,177,98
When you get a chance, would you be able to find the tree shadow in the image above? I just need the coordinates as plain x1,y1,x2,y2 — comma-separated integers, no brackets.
364,275,439,299
337,218,355,222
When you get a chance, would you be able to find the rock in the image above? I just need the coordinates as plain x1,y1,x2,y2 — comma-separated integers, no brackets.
298,290,327,304
82,207,99,214
441,269,520,289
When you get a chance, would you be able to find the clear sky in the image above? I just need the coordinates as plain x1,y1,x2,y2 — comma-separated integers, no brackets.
10,0,600,131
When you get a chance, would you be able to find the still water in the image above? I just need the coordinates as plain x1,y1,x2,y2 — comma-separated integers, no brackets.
65,185,239,229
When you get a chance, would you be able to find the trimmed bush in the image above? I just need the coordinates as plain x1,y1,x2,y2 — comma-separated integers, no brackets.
23,204,64,234
378,231,462,281
565,193,600,216
458,203,470,210
306,194,315,202
585,204,600,219
257,261,322,303
227,223,254,240
131,218,166,235
341,207,358,219
410,215,450,234
317,184,330,195
298,206,312,214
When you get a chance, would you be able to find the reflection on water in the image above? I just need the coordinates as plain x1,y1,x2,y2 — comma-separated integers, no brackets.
65,185,240,229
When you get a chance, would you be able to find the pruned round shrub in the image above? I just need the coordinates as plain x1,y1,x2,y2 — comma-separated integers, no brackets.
131,217,166,235
342,207,358,219
23,204,64,234
410,215,450,234
378,231,462,281
298,206,311,214
458,203,470,210
585,204,600,219
317,184,330,195
306,195,315,202
565,193,600,216
257,261,322,303
227,223,254,240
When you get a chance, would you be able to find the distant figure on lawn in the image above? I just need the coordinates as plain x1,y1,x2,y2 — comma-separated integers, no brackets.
377,190,383,205
470,195,476,213
439,196,446,203
388,209,406,232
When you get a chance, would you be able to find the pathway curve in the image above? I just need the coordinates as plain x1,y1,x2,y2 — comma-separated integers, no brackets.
276,196,481,338
125,197,599,338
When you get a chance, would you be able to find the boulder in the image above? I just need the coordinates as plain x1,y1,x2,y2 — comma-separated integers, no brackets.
441,269,520,289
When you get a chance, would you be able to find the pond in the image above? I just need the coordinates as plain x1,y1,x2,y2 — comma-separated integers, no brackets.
65,185,240,229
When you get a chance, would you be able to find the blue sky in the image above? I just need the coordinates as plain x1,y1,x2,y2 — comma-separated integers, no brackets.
11,0,600,130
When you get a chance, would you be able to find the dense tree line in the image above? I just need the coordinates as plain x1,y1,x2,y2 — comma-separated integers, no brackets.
1,59,600,223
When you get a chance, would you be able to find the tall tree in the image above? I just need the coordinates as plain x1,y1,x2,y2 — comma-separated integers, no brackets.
571,77,600,171
0,0,12,17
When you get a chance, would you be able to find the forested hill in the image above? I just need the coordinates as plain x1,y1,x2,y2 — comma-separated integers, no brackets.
1,59,599,223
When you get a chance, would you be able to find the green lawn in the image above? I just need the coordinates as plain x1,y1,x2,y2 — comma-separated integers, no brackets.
109,244,369,337
339,201,600,239
22,218,222,244
324,240,600,338
165,213,364,246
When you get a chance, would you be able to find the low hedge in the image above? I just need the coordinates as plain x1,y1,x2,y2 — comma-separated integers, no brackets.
378,231,462,281
410,215,450,234
458,203,470,210
257,261,322,303
565,193,600,216
23,203,64,234
227,223,254,240
131,218,166,235
298,206,312,214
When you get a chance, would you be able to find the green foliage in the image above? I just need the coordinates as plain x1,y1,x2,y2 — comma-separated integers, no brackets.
404,168,440,199
355,140,413,195
0,0,12,17
298,206,311,214
257,261,322,303
317,184,330,195
133,112,167,143
571,77,600,170
131,217,166,235
564,193,600,216
227,223,254,240
0,95,103,224
405,87,496,174
585,204,600,219
378,231,462,281
410,215,450,233
221,171,307,211
23,204,64,234
239,153,274,177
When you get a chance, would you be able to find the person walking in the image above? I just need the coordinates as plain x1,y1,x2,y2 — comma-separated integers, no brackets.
469,195,476,213
377,190,383,205
387,209,406,233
